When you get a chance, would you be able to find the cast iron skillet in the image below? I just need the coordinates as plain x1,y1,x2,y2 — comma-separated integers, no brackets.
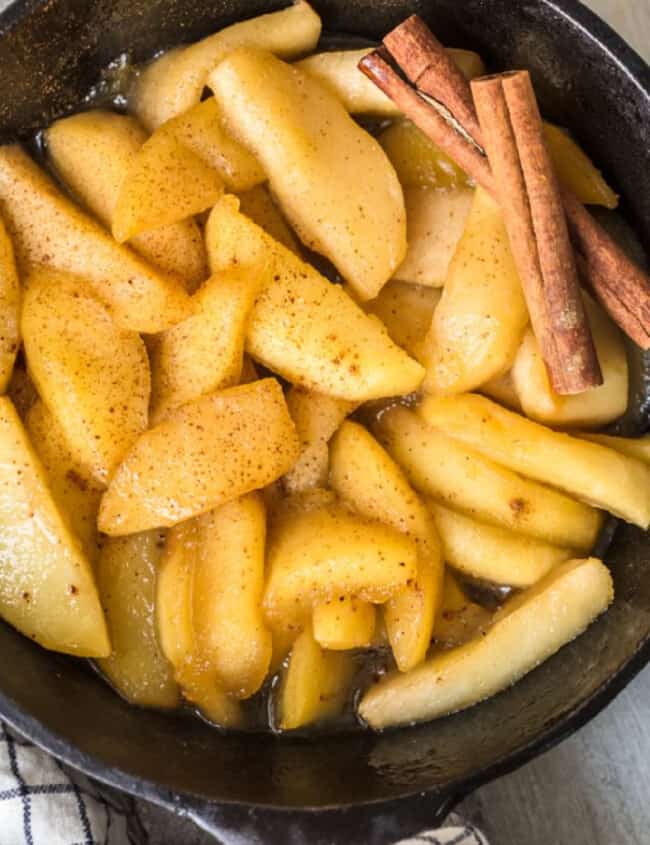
0,0,648,842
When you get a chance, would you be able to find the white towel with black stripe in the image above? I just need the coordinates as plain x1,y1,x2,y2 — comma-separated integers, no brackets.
393,817,489,845
0,724,144,844
0,722,488,845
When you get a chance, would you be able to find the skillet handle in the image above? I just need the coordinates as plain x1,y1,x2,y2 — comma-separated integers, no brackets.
183,790,461,845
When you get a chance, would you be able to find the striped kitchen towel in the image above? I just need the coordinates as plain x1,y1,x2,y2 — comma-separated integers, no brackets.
0,723,144,844
394,816,489,845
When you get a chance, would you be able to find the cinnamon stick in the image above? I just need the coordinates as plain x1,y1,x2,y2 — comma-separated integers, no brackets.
473,72,602,394
563,191,650,347
358,48,493,192
383,14,483,144
364,39,600,391
373,14,650,351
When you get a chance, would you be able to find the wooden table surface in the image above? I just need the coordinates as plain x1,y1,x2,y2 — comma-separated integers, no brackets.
139,1,650,842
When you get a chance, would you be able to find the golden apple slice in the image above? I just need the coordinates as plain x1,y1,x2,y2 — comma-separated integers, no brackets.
419,188,529,395
192,493,271,699
511,295,628,428
150,264,269,423
379,119,471,191
430,502,569,588
0,144,192,332
312,597,376,651
99,378,299,534
264,494,417,633
283,387,357,493
131,0,322,129
22,267,150,485
580,433,650,464
112,127,223,241
329,420,443,671
298,47,482,115
543,123,618,209
360,558,613,729
0,218,19,391
97,530,179,708
0,397,108,657
162,98,264,192
374,405,602,550
45,109,207,290
279,622,356,730
156,521,242,727
205,195,424,400
420,393,650,528
210,49,406,300
394,187,474,287
26,401,103,565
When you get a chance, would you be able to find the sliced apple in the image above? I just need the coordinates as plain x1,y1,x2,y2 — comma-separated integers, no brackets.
97,530,179,708
0,144,192,332
22,267,150,485
156,520,242,726
131,1,322,129
360,558,613,728
420,393,650,528
279,622,356,730
264,495,417,632
112,127,223,242
210,49,406,300
192,493,271,699
45,109,208,291
26,401,103,565
150,264,269,423
99,379,299,534
0,218,19,391
329,420,443,671
0,397,108,657
205,194,424,401
283,387,357,493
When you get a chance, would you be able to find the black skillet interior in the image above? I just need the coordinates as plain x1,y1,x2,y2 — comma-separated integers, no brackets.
0,0,649,842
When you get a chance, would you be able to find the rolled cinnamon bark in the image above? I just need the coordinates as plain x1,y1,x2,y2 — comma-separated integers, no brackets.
564,192,650,347
383,14,483,143
371,14,650,351
358,48,493,191
473,72,602,394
